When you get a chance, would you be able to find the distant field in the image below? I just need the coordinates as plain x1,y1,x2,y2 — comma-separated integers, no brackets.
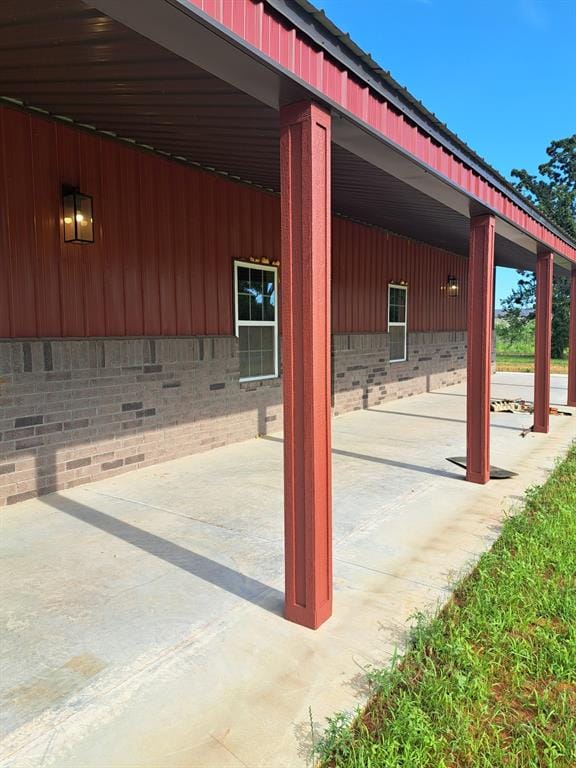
496,353,568,374
495,319,568,373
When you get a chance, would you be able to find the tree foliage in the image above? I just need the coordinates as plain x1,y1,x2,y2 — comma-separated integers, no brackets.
501,135,575,358
512,135,576,238
500,276,570,358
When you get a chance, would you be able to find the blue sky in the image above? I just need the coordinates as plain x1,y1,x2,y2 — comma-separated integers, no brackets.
320,0,576,306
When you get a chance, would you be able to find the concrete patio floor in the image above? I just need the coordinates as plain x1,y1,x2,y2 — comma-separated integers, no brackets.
1,372,574,768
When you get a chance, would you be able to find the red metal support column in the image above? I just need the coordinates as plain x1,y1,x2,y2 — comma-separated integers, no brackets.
533,252,553,433
568,267,576,407
280,101,332,629
467,215,496,484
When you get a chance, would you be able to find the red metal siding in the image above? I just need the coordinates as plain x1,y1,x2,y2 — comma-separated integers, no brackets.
0,105,466,339
31,117,62,337
3,108,38,337
331,218,467,333
0,111,10,337
185,0,576,265
0,105,279,339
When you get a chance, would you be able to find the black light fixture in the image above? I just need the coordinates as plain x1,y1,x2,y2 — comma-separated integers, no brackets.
62,186,94,243
446,274,459,298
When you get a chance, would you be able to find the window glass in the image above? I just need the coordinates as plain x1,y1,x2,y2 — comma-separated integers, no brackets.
388,287,406,323
263,278,276,321
238,293,250,322
235,262,278,380
389,326,406,362
388,285,408,362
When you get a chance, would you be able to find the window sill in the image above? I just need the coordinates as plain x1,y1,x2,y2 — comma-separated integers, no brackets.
239,374,279,383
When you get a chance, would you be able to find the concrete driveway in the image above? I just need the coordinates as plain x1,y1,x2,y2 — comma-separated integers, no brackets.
1,372,574,768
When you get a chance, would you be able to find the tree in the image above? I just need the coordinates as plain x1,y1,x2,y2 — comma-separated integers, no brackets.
512,135,576,238
500,135,575,359
500,276,570,359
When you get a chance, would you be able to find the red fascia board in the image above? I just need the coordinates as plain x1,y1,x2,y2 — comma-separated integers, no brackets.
184,0,576,264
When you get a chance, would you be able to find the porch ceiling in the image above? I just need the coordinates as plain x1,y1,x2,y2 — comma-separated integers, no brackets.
0,0,551,273
331,145,540,273
0,0,281,188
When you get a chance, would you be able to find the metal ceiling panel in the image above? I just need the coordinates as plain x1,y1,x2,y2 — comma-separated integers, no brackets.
0,0,564,275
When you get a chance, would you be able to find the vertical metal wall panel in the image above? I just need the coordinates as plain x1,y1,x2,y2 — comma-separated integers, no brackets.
331,218,467,333
55,120,86,337
4,109,38,337
215,177,231,336
203,1,222,23
187,166,205,335
0,110,12,337
173,163,193,336
30,117,62,337
100,139,126,336
245,0,262,49
120,142,144,337
79,127,106,337
158,158,177,336
1,104,467,341
138,150,162,336
202,173,219,335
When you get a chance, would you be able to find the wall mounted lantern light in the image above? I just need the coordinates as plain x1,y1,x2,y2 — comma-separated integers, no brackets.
62,186,94,243
446,275,459,298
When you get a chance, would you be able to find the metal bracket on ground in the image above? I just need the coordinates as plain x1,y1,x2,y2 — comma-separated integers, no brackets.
446,457,518,480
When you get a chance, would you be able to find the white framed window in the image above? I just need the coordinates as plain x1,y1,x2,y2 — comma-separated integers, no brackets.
234,260,278,381
388,284,408,363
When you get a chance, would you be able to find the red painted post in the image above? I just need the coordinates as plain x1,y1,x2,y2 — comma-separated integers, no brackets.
533,252,553,433
568,266,576,407
467,215,495,484
280,101,332,629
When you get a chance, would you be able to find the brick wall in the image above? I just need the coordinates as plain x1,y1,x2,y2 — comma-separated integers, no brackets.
0,338,281,507
0,331,468,507
332,331,467,414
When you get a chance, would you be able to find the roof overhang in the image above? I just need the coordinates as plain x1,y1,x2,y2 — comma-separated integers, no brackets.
89,0,576,271
1,0,573,274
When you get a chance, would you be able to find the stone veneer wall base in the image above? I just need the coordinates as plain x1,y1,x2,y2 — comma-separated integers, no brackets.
332,331,467,414
0,337,281,507
0,331,467,507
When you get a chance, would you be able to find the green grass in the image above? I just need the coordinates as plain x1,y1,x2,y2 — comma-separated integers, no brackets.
495,320,537,357
494,321,568,373
315,445,576,768
496,354,568,374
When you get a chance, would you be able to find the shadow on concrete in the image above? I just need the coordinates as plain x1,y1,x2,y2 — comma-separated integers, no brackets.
365,408,526,432
294,716,318,765
430,388,572,410
261,436,463,481
42,493,284,616
429,391,466,398
491,381,567,391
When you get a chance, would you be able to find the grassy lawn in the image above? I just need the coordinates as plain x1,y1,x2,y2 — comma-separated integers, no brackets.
315,446,576,768
497,354,568,374
494,319,569,374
